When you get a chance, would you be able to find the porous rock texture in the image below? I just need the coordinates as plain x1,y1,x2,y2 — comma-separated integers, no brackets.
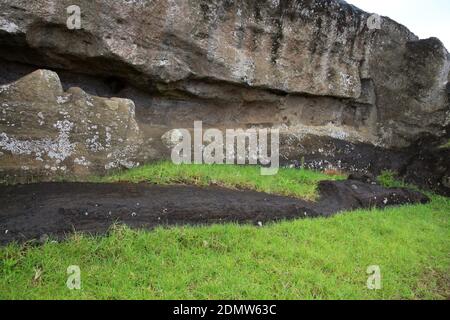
0,69,143,177
0,0,449,193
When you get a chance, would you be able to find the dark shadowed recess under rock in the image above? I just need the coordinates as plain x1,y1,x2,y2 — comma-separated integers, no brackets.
0,180,429,245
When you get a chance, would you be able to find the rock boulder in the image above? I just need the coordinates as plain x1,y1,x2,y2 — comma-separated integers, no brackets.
0,70,143,181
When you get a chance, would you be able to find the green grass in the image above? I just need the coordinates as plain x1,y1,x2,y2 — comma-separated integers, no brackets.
439,140,450,149
1,164,448,300
377,170,410,189
1,196,448,300
95,161,344,201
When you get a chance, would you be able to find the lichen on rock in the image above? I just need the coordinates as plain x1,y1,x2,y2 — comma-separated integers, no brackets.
0,0,448,194
0,69,143,179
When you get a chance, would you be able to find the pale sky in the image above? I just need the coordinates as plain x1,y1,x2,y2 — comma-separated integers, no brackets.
348,0,450,51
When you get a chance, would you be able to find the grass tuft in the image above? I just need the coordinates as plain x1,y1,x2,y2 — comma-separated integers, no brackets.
439,140,450,149
377,170,405,188
93,161,345,201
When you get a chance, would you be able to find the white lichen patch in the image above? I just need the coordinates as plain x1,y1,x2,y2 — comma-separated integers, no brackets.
74,156,91,167
232,50,255,85
56,96,70,104
37,112,45,126
105,145,139,170
105,127,112,148
0,120,75,162
0,18,19,33
340,72,355,91
58,110,71,121
0,84,11,94
86,134,104,152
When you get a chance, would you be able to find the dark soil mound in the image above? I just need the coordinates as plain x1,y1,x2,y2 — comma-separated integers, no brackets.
0,180,429,245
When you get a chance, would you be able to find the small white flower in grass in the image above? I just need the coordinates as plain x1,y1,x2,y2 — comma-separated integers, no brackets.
84,212,89,216
383,198,388,204
131,212,137,217
257,221,263,227
5,230,8,234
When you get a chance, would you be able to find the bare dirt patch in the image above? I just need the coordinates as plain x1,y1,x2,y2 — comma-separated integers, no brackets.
0,180,428,245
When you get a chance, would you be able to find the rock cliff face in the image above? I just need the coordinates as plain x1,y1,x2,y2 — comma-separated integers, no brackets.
0,0,449,192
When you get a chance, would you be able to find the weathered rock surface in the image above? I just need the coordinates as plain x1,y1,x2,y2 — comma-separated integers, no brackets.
0,69,143,181
0,0,449,193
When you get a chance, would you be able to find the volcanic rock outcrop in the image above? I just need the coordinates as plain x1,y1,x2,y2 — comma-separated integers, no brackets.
0,69,143,177
0,0,449,193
